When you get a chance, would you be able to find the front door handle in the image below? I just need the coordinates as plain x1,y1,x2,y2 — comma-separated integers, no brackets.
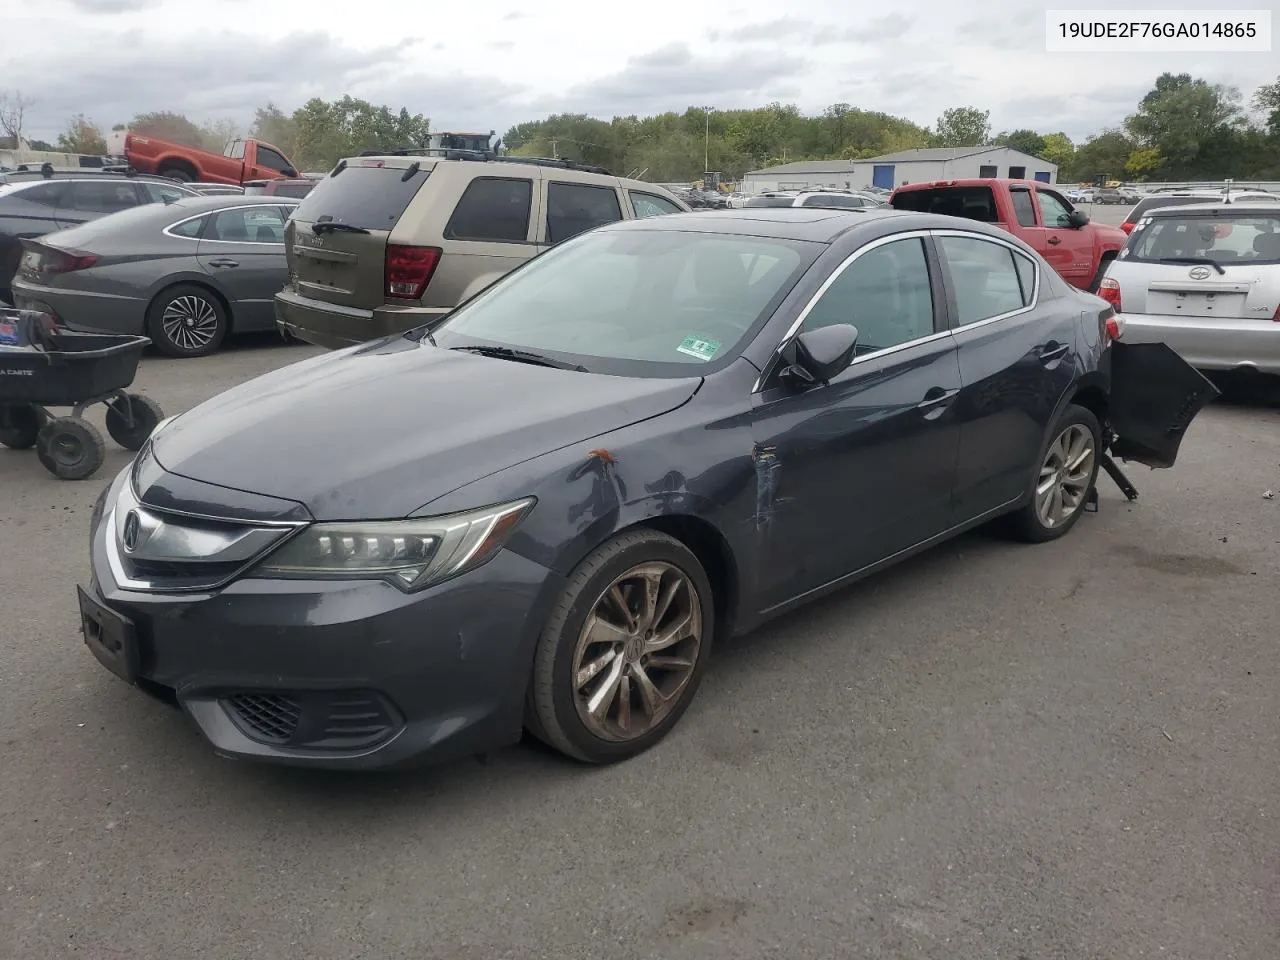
1047,236,1061,245
916,387,959,417
1038,342,1070,364
206,258,239,268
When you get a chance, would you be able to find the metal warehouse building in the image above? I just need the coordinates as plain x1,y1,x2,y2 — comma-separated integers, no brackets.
742,147,1058,194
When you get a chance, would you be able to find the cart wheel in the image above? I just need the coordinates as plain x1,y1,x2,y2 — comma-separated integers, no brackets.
105,394,164,451
0,404,48,450
36,417,107,480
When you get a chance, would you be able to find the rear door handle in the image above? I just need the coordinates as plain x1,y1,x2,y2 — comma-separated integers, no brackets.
206,258,239,268
1038,342,1070,364
1047,236,1061,245
916,387,959,416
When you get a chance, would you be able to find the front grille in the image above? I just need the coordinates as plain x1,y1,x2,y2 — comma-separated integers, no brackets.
222,690,401,750
226,693,301,744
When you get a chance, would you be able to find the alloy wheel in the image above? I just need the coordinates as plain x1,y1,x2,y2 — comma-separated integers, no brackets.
161,296,220,353
572,561,703,742
1035,423,1095,529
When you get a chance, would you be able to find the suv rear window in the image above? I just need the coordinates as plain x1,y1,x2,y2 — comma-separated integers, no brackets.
1127,212,1280,265
891,187,999,221
292,164,430,230
445,177,533,242
744,196,794,208
1124,196,1218,225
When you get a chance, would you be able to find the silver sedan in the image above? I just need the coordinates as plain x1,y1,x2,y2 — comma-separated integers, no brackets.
11,195,299,358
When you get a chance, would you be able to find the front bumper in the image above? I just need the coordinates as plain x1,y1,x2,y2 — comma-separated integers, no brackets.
83,467,563,769
1117,312,1280,376
275,287,448,350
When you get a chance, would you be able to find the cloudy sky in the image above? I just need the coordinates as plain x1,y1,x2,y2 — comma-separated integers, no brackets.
6,0,1277,145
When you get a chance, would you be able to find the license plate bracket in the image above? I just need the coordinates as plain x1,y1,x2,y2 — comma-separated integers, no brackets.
76,585,139,684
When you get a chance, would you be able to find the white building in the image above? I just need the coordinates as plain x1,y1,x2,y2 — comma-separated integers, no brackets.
742,147,1058,195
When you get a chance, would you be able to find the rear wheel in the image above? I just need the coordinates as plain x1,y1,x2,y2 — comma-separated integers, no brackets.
158,165,194,182
146,284,228,358
105,394,163,450
527,530,714,764
36,417,106,480
0,404,47,449
1007,404,1101,543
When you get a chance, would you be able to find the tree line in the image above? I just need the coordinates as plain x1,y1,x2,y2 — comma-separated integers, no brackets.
5,72,1279,184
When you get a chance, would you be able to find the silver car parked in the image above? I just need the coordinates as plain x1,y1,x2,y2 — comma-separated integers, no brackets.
11,195,299,358
1100,201,1280,377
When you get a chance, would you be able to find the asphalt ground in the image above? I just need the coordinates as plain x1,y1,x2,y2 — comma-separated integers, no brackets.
2,277,1278,958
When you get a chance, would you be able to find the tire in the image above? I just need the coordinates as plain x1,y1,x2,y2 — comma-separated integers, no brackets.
159,166,194,183
1087,254,1116,293
1007,404,1102,543
36,417,106,480
146,283,228,358
105,393,164,450
527,529,715,764
0,404,47,450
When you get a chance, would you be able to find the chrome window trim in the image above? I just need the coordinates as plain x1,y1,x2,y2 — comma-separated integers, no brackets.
161,201,299,245
930,228,1041,333
752,230,943,393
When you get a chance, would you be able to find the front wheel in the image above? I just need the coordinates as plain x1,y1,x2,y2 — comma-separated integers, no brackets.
36,417,106,480
1007,404,1101,543
146,284,228,358
527,530,714,764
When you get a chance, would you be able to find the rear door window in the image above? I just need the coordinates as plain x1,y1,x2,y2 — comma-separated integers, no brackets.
207,206,288,243
445,177,533,242
292,164,431,230
545,182,622,243
64,181,144,214
12,182,65,207
629,191,682,218
939,235,1033,323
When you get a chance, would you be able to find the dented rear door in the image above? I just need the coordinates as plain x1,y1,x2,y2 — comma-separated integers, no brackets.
1106,340,1220,468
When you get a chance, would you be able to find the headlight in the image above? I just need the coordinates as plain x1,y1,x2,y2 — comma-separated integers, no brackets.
251,498,534,591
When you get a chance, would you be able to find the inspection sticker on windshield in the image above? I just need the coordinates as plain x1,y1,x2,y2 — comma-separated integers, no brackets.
677,336,721,361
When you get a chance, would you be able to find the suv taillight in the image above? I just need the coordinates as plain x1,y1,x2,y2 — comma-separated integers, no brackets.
385,244,441,300
1120,222,1135,234
1098,277,1122,313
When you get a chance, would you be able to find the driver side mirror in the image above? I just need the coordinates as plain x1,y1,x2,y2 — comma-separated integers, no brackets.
779,324,859,387
1067,209,1089,228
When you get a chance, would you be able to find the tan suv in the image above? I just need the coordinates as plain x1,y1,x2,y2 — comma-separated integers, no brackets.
275,154,690,348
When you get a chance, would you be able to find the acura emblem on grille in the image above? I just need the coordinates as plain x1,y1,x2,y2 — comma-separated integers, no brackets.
1188,266,1211,280
121,510,140,552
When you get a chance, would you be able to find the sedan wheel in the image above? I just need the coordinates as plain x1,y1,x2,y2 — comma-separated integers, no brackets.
572,561,702,742
1035,423,1095,529
528,530,714,763
1008,404,1101,542
146,284,229,358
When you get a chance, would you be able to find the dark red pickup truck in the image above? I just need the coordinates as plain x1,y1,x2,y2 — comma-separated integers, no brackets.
891,179,1127,291
123,134,298,186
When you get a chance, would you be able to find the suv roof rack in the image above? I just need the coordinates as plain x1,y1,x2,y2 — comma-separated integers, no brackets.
7,162,140,179
354,147,611,176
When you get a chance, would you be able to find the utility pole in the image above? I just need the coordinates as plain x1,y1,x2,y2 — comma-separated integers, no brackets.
702,105,715,173
549,139,558,159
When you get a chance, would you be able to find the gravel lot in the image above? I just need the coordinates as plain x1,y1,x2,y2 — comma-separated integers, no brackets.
2,327,1277,960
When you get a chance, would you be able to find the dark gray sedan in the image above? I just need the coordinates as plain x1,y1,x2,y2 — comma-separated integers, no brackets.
78,208,1214,770
12,195,298,357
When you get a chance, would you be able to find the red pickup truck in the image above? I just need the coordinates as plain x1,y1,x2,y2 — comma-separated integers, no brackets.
123,134,299,186
890,179,1127,291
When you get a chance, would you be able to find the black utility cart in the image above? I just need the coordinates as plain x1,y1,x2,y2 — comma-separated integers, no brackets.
0,310,163,480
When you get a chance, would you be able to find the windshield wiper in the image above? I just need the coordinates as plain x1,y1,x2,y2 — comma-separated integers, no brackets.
449,345,588,373
311,222,370,236
1158,256,1225,275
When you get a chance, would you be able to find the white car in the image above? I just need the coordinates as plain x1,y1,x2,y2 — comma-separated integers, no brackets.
1100,201,1280,376
743,190,884,210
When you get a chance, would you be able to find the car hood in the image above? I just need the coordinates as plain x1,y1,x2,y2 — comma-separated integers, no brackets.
151,338,701,520
1092,222,1128,246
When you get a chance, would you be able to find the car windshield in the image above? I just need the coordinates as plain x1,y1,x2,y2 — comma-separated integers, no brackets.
1128,212,1280,265
432,228,815,377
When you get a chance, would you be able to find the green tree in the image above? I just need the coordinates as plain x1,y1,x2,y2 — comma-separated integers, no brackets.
1067,129,1133,182
1125,73,1243,179
127,111,208,148
289,96,429,169
57,114,107,154
1252,75,1280,136
993,129,1046,157
1038,132,1074,171
1124,146,1161,179
931,107,991,147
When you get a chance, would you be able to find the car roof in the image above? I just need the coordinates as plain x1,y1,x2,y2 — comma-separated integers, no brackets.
595,207,988,244
893,177,1052,192
0,169,183,185
1144,201,1280,216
